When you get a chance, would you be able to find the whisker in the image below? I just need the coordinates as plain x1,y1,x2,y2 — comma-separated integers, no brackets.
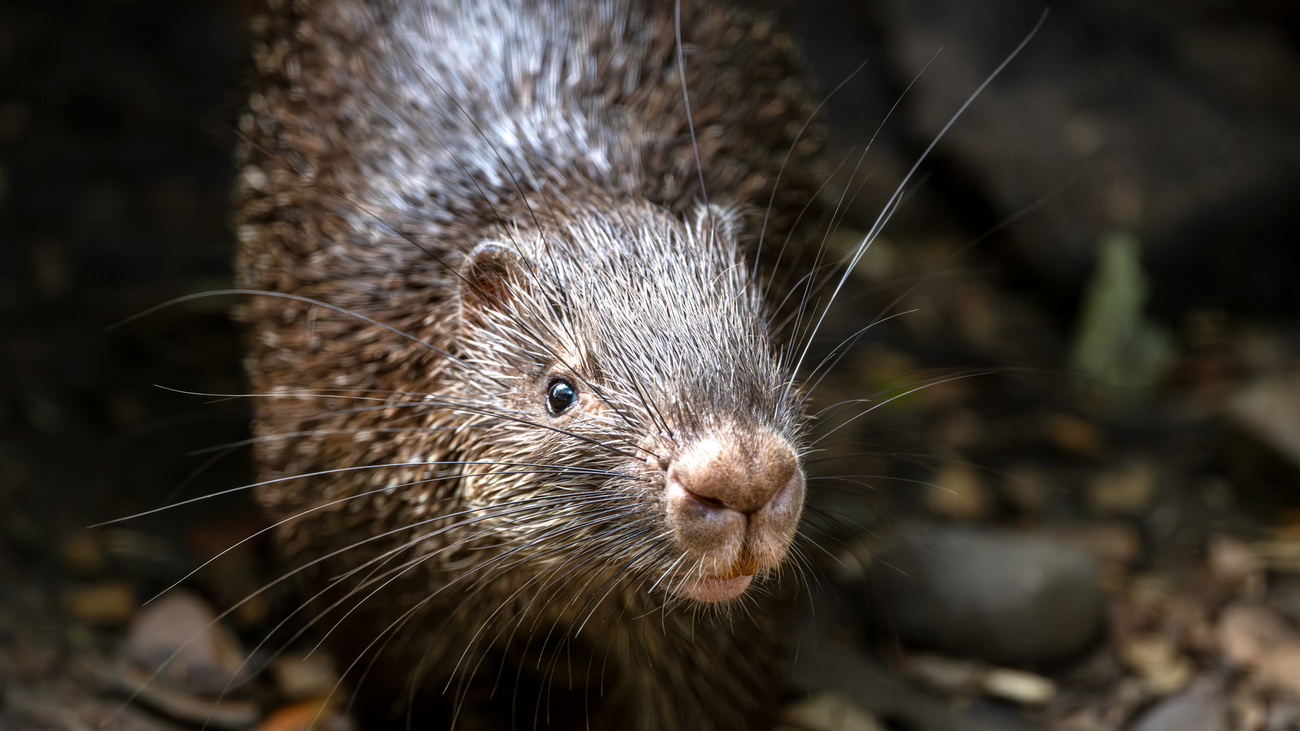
809,371,996,448
786,10,1048,397
758,58,871,288
674,0,711,225
155,382,656,460
92,458,639,527
199,495,624,721
111,289,455,361
152,467,641,605
307,509,653,719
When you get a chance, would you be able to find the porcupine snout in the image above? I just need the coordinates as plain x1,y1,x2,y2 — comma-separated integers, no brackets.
664,426,804,603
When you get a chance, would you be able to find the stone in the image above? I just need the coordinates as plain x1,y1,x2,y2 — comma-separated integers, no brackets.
1128,679,1228,731
864,524,1105,665
123,589,247,696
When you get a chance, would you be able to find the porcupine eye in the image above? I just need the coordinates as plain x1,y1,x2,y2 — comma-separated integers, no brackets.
546,378,578,416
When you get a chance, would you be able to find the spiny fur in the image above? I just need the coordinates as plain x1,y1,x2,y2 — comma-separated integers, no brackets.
236,0,825,728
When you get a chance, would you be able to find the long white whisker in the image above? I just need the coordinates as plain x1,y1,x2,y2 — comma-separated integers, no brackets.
786,10,1048,397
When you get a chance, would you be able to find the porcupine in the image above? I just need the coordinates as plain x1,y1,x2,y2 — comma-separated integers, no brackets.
235,0,826,728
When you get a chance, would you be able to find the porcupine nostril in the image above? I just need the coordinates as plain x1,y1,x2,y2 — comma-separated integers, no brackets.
667,428,799,516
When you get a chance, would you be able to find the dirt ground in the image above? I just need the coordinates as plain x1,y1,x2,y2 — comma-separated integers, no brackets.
2,1,1299,729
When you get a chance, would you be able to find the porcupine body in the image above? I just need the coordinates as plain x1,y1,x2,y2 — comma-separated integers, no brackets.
236,0,825,728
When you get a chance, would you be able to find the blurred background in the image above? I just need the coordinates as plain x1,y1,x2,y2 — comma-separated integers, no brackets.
1,0,1298,729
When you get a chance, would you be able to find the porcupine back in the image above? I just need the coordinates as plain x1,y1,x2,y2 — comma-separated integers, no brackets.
235,0,825,728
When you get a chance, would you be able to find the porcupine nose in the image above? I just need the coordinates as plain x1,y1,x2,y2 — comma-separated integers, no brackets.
664,427,804,596
669,436,797,513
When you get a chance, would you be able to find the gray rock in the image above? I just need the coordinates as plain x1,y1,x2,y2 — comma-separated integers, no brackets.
1128,679,1228,731
1266,700,1300,731
1230,374,1300,470
122,589,248,696
864,524,1105,665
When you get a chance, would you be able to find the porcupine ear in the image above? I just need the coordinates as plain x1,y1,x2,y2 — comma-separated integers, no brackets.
689,203,743,248
458,241,523,331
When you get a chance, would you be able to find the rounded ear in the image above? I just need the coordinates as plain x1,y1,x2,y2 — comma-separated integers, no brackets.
458,241,522,330
690,203,743,246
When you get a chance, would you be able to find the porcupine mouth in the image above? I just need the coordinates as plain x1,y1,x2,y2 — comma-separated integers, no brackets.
679,573,754,603
662,480,801,604
676,551,763,603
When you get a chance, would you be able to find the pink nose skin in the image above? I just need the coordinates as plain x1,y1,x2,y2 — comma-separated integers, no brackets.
663,428,804,603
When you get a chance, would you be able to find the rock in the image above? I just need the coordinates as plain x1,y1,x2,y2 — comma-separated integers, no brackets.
1117,634,1193,695
902,654,1056,707
61,581,136,626
1216,604,1291,670
864,525,1104,665
105,661,262,730
1056,521,1144,569
1087,460,1158,516
1206,536,1264,597
270,653,339,700
1128,679,1228,731
3,678,190,731
1266,700,1300,730
790,615,1041,731
1253,535,1300,574
902,654,983,695
1229,374,1300,469
1265,645,1300,698
1215,603,1300,698
780,692,886,731
925,462,991,521
980,667,1056,707
122,589,248,696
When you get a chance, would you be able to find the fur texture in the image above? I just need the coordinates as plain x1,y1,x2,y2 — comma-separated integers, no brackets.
236,0,824,728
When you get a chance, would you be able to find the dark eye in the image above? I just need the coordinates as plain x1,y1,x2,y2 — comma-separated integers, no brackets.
546,378,578,415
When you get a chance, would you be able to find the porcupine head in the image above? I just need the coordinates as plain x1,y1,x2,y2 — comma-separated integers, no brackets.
444,201,807,609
